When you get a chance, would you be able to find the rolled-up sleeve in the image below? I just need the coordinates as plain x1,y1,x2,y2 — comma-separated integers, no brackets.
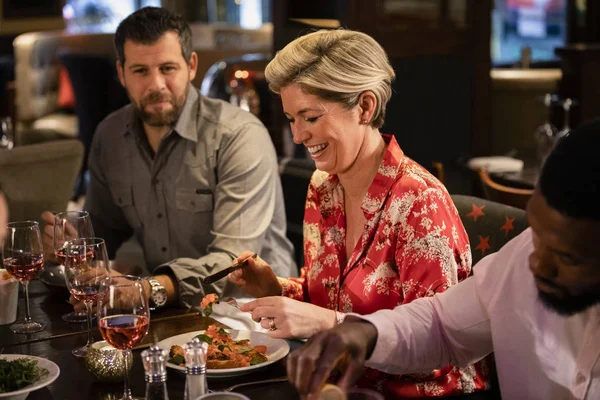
155,122,283,308
358,255,496,375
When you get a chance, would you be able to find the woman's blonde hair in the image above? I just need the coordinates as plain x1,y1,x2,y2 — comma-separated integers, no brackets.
265,29,395,128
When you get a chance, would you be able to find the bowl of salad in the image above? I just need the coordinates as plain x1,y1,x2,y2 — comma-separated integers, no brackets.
0,355,60,399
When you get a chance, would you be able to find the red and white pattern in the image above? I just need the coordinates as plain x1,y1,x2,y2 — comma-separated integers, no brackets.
280,135,489,397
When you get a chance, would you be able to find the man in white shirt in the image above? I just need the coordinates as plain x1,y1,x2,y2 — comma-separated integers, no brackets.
287,120,600,400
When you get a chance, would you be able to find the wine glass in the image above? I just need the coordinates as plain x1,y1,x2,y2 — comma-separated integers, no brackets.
98,275,150,400
54,210,95,323
534,93,558,166
64,237,110,357
3,221,46,333
0,116,14,150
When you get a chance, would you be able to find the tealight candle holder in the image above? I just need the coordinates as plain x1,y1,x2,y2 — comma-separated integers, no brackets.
85,340,133,382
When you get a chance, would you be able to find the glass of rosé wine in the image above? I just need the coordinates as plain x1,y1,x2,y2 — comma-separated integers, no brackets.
64,237,110,357
3,221,46,333
98,275,150,400
53,210,95,323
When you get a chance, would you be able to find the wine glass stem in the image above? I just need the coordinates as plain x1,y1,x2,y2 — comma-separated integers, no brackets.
84,301,93,347
122,350,132,399
22,281,32,324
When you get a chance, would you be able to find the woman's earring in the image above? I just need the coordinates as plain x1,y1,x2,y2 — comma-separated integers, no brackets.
361,119,369,125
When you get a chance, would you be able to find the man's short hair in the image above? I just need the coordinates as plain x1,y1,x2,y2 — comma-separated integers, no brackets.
114,7,192,64
539,119,600,221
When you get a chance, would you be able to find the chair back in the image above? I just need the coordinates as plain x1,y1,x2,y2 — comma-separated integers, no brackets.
478,168,533,210
451,194,528,266
0,140,84,222
279,157,316,269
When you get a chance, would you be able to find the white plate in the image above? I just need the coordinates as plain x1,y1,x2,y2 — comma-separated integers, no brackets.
157,329,290,379
0,355,60,400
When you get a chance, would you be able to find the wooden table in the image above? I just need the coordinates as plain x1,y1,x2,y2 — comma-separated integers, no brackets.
491,166,539,190
1,279,301,399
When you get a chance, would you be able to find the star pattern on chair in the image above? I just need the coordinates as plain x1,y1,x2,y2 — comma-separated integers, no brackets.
467,204,485,222
475,235,491,256
500,216,516,236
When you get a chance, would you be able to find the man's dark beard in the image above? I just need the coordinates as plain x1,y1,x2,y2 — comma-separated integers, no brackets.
537,288,600,316
130,88,187,127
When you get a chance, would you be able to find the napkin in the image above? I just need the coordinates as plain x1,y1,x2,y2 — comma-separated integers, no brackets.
209,299,268,333
0,269,19,325
467,156,524,173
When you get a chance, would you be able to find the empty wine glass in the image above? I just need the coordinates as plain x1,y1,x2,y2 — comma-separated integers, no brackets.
556,98,573,139
3,221,46,333
64,237,110,357
0,117,14,150
98,275,150,400
54,210,95,323
534,93,558,166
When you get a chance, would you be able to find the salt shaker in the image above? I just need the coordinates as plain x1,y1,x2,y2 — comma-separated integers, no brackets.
183,337,209,400
142,345,170,400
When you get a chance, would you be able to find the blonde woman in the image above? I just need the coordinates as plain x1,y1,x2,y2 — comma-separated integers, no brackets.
229,29,490,397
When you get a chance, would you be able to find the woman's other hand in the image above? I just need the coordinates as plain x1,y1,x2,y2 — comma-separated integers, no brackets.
228,251,282,298
241,296,336,339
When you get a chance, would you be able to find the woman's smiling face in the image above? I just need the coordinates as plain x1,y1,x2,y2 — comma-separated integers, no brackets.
281,84,365,174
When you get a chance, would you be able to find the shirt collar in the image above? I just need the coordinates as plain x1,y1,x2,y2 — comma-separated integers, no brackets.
315,134,405,216
123,83,199,143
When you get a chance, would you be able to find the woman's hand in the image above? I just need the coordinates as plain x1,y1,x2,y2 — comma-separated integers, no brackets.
228,251,282,298
241,297,336,339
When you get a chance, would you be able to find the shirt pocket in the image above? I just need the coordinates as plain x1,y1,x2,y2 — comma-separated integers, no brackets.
110,184,142,229
175,187,213,213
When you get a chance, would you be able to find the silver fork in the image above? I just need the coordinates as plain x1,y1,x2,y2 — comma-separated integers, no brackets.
211,377,289,393
222,297,241,309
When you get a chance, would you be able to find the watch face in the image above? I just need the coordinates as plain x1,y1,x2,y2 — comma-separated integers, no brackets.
153,288,167,306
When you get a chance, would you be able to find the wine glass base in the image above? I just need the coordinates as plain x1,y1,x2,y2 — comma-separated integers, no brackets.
10,320,46,334
62,311,91,323
72,344,90,357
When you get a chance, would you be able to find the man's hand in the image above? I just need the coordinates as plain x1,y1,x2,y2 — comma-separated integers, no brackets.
286,317,378,399
41,211,58,263
227,251,282,298
241,296,336,339
69,268,123,313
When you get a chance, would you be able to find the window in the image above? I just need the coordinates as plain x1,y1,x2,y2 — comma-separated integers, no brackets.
492,0,567,66
64,0,271,33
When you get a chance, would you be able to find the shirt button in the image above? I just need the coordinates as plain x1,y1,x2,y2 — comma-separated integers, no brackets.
161,246,167,253
575,372,586,385
190,201,195,207
157,213,163,219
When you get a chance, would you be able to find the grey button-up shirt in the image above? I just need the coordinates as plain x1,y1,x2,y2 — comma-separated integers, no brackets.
85,85,296,307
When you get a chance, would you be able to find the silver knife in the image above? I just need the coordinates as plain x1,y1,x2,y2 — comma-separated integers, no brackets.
202,253,257,285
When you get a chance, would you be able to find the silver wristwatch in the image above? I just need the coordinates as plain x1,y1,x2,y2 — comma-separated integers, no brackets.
147,277,167,309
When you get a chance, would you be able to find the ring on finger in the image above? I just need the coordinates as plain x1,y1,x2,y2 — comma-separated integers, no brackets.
268,317,276,331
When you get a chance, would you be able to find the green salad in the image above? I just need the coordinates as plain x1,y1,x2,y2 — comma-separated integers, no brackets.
0,358,49,393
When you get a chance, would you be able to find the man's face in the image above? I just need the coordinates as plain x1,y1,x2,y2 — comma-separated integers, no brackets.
527,190,600,315
117,31,198,127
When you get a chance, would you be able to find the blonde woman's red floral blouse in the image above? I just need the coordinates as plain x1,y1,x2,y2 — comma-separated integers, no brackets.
278,135,490,397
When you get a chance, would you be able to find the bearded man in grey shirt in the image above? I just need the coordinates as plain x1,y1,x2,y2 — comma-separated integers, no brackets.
41,7,296,309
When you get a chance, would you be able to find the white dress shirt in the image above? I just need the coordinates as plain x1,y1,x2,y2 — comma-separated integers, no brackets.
361,228,600,400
